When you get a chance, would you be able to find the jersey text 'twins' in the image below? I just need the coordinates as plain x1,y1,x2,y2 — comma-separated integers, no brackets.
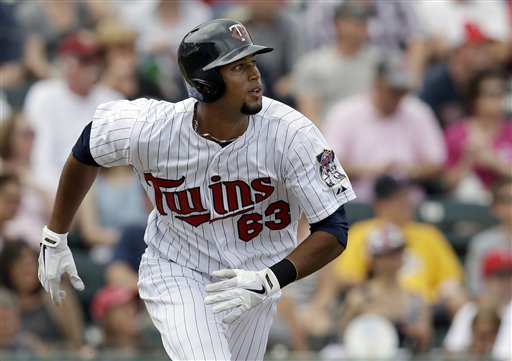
144,173,284,228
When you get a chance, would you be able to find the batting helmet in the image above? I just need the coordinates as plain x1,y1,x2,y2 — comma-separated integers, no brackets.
178,18,273,103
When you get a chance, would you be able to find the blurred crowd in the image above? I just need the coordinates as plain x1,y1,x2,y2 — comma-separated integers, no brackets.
0,0,511,360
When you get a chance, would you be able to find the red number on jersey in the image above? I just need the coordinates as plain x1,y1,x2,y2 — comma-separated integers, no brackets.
237,201,291,242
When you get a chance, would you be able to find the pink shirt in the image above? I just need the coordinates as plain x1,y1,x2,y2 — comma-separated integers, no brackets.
324,94,446,201
444,120,512,188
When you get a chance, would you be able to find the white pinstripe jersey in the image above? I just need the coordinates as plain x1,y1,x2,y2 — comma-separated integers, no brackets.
90,96,356,274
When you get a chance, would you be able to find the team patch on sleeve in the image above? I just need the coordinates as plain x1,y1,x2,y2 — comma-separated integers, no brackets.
317,149,346,188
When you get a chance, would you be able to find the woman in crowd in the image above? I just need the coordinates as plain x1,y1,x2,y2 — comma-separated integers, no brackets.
443,68,512,203
0,174,21,250
0,240,84,351
0,112,53,249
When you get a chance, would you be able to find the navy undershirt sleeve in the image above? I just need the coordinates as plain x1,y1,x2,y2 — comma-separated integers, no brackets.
72,122,100,167
309,205,349,248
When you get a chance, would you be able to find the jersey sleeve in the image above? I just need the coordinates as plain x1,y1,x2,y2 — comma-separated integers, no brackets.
89,99,148,167
284,126,356,224
333,222,370,282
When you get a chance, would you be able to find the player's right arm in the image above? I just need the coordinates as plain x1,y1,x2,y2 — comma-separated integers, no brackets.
38,99,144,306
38,153,99,306
47,155,99,234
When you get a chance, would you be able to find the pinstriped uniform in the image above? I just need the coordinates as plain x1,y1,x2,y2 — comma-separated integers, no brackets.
89,96,356,360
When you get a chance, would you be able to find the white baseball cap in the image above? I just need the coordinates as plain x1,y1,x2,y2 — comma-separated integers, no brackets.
367,223,405,256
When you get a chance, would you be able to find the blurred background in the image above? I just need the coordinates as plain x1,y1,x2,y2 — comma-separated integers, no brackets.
0,0,511,360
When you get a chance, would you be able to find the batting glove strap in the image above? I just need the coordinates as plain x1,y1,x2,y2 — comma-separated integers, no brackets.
41,226,68,249
258,268,280,298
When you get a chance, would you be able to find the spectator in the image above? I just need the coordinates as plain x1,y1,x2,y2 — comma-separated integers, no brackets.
492,298,511,361
293,0,379,126
105,224,146,291
91,285,152,355
324,54,446,202
133,0,213,101
23,30,123,194
419,22,496,128
443,69,512,203
0,113,52,249
366,0,429,86
0,287,45,356
0,92,12,122
466,177,512,295
444,250,512,359
0,2,26,90
284,263,342,349
413,0,510,65
0,240,84,350
339,224,431,354
469,307,502,359
95,18,163,100
17,0,94,80
334,175,467,319
268,224,341,350
0,174,21,250
267,293,311,354
104,193,153,291
78,166,148,265
238,0,301,105
297,0,429,87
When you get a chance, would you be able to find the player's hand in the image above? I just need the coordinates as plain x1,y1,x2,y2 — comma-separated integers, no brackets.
38,226,85,306
204,268,280,324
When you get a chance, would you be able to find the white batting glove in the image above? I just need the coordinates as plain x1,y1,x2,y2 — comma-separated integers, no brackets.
204,268,280,324
38,226,85,306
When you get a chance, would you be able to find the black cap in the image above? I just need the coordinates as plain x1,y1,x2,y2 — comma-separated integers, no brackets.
334,1,375,20
374,175,409,199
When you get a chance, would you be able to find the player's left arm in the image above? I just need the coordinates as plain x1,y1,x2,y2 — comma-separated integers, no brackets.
205,126,354,324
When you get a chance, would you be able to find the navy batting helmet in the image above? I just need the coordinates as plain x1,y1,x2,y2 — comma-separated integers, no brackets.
177,19,273,103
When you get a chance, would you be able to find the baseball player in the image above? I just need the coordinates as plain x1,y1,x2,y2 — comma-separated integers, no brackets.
38,19,356,360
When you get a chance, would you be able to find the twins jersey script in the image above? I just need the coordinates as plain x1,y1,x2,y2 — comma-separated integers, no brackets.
90,96,356,274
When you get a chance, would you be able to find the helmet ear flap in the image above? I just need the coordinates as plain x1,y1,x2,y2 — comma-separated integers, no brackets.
190,69,226,103
192,79,216,95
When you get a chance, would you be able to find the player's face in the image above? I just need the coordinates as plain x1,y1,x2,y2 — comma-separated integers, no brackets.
218,55,263,115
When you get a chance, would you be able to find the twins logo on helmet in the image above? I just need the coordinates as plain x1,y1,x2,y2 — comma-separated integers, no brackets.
229,24,248,41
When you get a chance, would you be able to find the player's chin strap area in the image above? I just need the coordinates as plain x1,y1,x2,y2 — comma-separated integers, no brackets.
204,260,297,325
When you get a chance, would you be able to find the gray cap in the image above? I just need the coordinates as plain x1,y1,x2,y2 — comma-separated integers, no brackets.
334,1,375,20
376,54,414,90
